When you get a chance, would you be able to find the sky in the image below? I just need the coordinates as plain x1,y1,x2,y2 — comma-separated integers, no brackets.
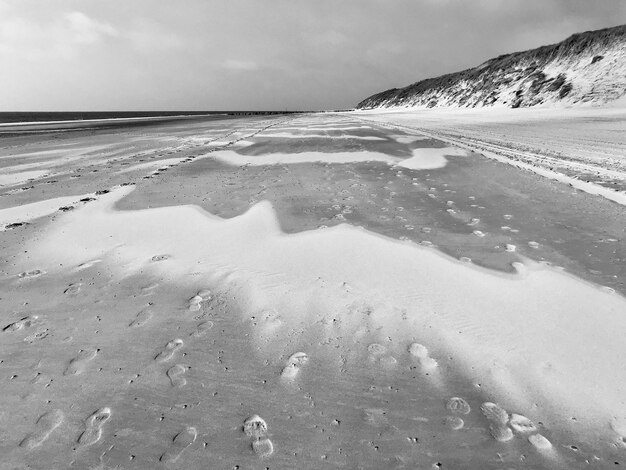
1,0,625,111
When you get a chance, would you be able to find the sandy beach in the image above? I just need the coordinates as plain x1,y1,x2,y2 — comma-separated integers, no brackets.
1,111,626,469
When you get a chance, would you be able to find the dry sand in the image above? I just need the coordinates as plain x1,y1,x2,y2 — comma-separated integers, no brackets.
1,112,625,469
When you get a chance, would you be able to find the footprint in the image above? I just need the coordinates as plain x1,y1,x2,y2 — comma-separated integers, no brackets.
20,409,64,449
367,343,387,357
446,397,471,415
280,352,309,380
610,417,626,439
197,288,212,298
64,283,81,295
509,413,537,433
77,407,111,446
190,321,213,338
140,283,159,295
444,416,464,430
187,289,212,311
408,343,438,370
5,221,30,230
256,309,283,334
64,348,98,376
379,355,398,368
166,364,188,388
243,415,268,439
528,433,552,450
363,408,391,427
160,427,197,464
252,438,274,458
480,402,513,442
76,259,101,270
129,309,153,328
408,343,428,358
188,295,203,312
419,356,438,370
18,269,44,279
5,221,29,229
4,315,39,332
24,328,49,343
155,339,183,362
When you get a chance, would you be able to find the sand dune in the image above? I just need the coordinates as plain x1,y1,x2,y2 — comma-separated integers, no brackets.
22,186,626,436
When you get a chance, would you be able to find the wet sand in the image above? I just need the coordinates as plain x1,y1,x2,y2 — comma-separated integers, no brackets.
1,113,625,469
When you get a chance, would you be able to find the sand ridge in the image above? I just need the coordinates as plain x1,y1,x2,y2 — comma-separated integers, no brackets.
20,185,626,440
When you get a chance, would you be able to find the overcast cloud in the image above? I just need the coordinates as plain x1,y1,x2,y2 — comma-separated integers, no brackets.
1,0,625,111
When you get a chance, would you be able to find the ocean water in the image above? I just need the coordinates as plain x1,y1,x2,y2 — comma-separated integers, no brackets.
0,111,303,125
